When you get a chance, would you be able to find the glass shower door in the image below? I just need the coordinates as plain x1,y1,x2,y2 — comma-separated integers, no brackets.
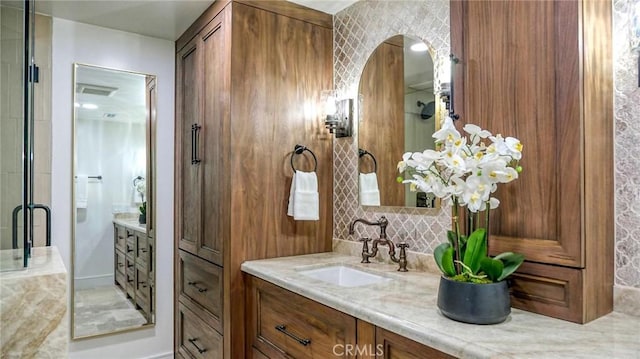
0,0,35,270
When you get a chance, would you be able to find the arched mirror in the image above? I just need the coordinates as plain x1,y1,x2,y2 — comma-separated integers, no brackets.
71,63,156,338
358,35,440,208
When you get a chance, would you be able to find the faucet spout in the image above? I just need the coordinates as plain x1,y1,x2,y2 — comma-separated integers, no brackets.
348,216,389,236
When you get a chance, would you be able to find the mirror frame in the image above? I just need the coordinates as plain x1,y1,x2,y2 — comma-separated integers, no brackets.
70,63,157,339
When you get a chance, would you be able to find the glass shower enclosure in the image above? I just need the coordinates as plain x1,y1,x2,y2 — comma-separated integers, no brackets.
0,0,44,271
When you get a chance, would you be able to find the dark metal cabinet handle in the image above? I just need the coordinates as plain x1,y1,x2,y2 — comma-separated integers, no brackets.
138,281,147,288
188,338,207,354
191,123,202,164
188,281,207,293
275,325,311,346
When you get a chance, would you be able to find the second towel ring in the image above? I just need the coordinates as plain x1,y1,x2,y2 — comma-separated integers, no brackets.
290,144,318,172
358,148,378,173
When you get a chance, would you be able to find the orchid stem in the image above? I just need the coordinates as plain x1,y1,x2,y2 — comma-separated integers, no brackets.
452,199,462,275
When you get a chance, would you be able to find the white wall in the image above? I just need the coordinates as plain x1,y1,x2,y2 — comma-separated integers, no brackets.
51,18,174,358
75,119,146,287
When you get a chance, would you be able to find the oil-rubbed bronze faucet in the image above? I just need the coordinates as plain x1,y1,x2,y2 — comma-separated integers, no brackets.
348,216,408,272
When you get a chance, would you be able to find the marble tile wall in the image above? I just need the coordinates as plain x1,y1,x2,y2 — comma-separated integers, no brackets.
333,0,640,291
332,0,452,254
0,7,52,249
613,0,640,289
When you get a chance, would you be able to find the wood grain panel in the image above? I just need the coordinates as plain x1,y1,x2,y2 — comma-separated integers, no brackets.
176,0,231,52
200,15,229,266
176,38,202,257
228,4,333,357
359,38,405,206
247,276,357,359
581,0,614,322
178,250,224,332
356,321,376,359
458,0,581,267
236,0,332,29
375,327,455,359
509,261,582,323
177,302,224,359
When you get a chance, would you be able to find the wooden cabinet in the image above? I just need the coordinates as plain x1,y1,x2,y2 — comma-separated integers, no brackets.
246,275,455,359
113,222,153,321
247,276,357,359
174,1,333,357
451,0,613,323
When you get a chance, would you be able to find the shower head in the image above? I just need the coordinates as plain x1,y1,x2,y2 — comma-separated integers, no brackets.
417,100,435,120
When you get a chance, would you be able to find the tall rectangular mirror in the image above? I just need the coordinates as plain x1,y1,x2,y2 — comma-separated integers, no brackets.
71,63,156,339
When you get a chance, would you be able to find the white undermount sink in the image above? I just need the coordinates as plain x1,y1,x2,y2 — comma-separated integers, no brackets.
299,265,390,287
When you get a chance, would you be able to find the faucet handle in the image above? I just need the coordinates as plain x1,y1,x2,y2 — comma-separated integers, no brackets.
359,237,372,264
396,242,409,272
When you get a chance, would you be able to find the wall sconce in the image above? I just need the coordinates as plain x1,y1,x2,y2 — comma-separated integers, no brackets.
438,55,460,120
322,90,353,138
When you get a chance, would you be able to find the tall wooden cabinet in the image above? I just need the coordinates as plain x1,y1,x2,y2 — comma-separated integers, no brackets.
174,1,333,357
451,0,613,323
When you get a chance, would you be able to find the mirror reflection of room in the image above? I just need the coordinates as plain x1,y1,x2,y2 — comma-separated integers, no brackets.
358,35,436,208
73,64,155,338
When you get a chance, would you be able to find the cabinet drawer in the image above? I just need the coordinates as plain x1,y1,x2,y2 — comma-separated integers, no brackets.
115,270,126,289
115,250,126,275
177,302,223,359
248,276,357,359
136,266,150,302
115,224,127,252
136,232,148,268
178,250,223,332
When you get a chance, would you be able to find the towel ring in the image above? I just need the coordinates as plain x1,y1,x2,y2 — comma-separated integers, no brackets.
358,148,378,173
290,144,318,172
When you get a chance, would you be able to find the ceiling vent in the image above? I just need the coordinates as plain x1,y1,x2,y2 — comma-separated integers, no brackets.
76,83,119,97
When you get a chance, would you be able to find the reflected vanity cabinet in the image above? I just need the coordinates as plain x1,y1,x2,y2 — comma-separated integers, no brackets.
113,222,153,321
174,1,333,358
451,0,613,323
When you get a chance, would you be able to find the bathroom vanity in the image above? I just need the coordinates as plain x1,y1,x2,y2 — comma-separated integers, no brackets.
242,252,639,359
113,219,154,321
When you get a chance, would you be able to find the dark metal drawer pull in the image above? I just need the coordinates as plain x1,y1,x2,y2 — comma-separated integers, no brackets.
187,281,207,293
188,338,207,354
275,325,311,346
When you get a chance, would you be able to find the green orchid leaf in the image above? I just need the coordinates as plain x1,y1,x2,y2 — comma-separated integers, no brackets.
462,228,487,274
480,257,504,282
441,246,456,277
433,243,451,275
446,230,457,248
495,252,525,281
459,234,468,259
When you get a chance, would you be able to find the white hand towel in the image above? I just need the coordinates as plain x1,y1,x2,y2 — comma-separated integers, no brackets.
76,175,88,209
287,171,319,221
359,172,381,206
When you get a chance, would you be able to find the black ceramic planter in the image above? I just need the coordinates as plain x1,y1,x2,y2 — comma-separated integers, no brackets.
139,214,146,225
437,276,510,325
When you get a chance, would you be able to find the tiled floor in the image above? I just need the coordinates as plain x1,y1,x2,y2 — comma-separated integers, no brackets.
74,285,148,338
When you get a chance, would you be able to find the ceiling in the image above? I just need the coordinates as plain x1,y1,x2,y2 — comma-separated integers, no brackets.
75,65,147,124
5,0,360,41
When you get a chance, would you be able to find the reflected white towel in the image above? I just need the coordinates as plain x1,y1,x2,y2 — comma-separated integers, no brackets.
359,172,380,206
76,175,88,209
287,171,319,221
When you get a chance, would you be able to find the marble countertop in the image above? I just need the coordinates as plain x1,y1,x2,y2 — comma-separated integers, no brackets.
0,246,67,279
113,218,147,233
241,252,640,359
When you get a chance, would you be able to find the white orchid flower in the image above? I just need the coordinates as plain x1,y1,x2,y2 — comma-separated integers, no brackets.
397,152,412,172
433,116,461,145
505,137,523,160
489,197,500,209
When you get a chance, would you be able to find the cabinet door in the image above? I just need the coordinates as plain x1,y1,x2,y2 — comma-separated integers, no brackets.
176,35,202,257
452,0,582,267
375,328,455,359
198,14,228,266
